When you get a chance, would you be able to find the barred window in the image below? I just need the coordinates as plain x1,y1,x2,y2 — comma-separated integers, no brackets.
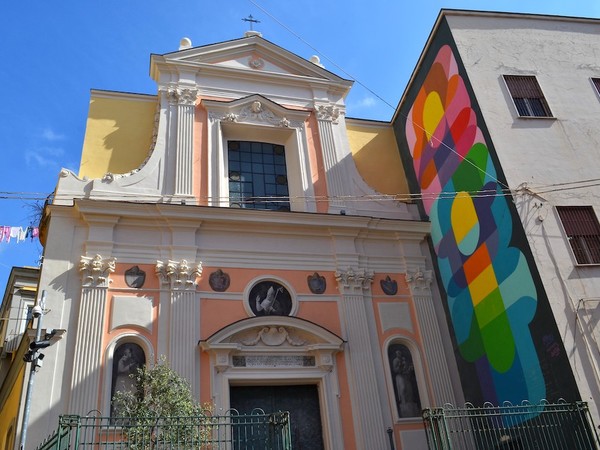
557,206,600,265
503,75,553,117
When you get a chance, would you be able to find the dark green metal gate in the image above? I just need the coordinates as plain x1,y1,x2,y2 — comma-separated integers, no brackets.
423,400,600,450
35,411,292,450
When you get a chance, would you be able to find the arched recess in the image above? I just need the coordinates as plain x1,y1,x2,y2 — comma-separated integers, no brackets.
200,315,345,450
383,336,429,422
102,334,155,416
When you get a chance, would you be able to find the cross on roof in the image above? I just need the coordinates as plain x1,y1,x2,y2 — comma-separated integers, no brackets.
242,14,260,31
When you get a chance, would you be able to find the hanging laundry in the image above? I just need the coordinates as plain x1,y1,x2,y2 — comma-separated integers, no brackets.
0,225,39,243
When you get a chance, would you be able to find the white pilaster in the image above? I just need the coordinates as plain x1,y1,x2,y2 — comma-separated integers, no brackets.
156,259,202,397
406,268,456,406
316,104,346,212
335,267,388,450
168,87,198,198
70,255,115,415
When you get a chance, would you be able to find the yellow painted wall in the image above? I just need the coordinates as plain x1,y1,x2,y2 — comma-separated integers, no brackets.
0,363,25,450
346,121,410,196
78,92,157,180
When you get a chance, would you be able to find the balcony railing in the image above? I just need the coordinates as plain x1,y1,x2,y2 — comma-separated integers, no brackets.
36,410,292,450
423,400,600,450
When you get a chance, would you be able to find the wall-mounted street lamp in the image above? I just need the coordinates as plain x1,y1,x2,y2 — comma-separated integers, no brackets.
18,291,66,450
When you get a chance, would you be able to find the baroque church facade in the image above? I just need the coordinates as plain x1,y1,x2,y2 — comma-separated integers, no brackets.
21,29,460,450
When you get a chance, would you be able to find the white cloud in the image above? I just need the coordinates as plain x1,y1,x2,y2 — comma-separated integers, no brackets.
41,127,66,142
355,96,377,108
25,146,65,168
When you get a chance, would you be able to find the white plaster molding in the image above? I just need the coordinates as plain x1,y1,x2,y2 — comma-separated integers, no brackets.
335,267,374,292
241,326,305,346
79,254,116,286
155,259,202,289
208,100,302,128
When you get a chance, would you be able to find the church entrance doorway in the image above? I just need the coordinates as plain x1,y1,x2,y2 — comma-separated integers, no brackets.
230,384,325,450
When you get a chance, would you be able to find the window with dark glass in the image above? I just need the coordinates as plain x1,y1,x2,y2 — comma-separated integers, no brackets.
592,78,600,98
557,206,600,265
503,75,553,117
228,141,290,211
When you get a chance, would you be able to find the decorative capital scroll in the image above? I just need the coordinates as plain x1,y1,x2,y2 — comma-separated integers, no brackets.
167,87,198,106
242,326,305,347
335,267,374,291
405,268,433,294
80,254,116,286
156,259,202,289
316,104,340,123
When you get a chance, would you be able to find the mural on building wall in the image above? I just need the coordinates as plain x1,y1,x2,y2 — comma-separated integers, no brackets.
395,22,579,413
388,343,421,418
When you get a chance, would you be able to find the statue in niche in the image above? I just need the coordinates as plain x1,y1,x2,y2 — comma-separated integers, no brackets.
249,281,292,316
111,343,145,416
388,343,421,418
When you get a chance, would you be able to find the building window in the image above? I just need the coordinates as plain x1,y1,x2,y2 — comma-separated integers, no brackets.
557,206,600,265
111,342,146,416
503,75,552,117
228,141,290,211
388,343,422,418
592,78,600,98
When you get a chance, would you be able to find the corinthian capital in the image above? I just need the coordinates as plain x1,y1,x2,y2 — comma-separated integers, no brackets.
316,104,340,123
405,268,433,294
80,254,116,286
167,87,198,106
335,267,374,291
156,259,202,289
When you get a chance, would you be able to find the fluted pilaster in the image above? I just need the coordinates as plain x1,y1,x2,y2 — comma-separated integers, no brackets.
70,255,115,415
406,268,456,405
335,267,388,450
156,259,202,396
315,103,345,210
168,87,198,197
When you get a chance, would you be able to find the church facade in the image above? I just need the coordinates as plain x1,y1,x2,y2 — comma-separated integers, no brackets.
23,31,460,450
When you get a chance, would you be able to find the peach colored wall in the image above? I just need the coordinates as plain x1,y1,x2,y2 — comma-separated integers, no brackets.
305,114,329,213
370,273,428,443
195,104,208,205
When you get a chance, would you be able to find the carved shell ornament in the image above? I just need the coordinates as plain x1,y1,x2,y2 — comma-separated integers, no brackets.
242,326,305,346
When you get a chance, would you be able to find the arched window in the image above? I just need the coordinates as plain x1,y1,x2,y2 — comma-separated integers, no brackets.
110,342,146,416
388,342,422,418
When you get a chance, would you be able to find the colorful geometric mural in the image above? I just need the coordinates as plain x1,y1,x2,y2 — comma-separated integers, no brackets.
404,44,545,407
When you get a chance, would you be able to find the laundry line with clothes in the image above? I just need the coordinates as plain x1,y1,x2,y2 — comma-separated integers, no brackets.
0,225,39,243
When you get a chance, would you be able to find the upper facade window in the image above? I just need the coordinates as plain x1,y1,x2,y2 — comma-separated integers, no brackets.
557,206,600,265
592,78,600,98
228,140,290,211
503,75,553,118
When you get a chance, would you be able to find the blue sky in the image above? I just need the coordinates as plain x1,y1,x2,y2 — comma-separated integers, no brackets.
1,0,599,289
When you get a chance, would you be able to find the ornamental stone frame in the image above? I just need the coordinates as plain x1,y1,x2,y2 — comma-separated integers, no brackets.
200,315,345,450
201,95,315,212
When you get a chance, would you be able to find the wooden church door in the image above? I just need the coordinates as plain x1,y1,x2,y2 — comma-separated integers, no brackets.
230,384,325,450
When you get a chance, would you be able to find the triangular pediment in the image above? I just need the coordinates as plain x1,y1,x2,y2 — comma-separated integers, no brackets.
151,35,352,87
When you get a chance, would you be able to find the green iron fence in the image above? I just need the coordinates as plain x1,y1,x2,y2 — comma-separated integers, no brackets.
35,410,292,450
423,400,600,450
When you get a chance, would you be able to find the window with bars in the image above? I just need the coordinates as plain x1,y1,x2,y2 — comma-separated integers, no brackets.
503,75,553,117
592,78,600,97
556,206,600,265
228,140,290,211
